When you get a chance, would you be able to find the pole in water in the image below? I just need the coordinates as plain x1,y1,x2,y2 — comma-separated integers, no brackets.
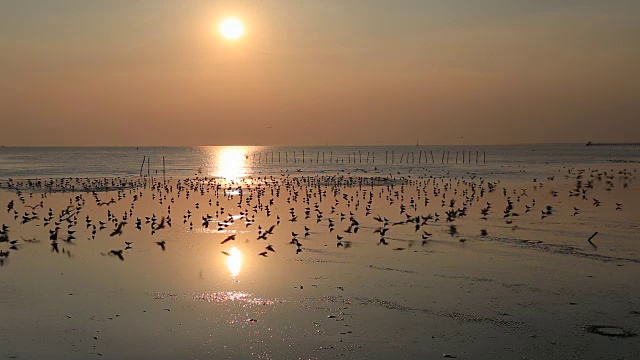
162,156,166,182
484,151,486,164
140,156,146,176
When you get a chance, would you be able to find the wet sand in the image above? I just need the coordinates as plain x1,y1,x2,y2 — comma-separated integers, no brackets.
1,166,639,359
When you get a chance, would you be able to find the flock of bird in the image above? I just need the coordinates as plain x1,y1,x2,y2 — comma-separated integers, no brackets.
0,167,635,267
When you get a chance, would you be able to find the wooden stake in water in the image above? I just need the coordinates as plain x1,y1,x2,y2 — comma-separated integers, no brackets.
162,156,166,182
140,156,146,176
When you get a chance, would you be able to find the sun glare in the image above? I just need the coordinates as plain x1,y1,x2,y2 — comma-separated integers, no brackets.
226,246,242,277
217,147,247,180
218,17,244,40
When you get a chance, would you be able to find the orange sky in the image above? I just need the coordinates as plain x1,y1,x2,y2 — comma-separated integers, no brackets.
1,0,639,146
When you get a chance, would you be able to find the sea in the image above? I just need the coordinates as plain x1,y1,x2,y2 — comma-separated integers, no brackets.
0,144,638,180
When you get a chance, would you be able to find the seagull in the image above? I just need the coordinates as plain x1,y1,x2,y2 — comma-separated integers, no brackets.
220,234,236,244
109,249,124,261
110,221,126,237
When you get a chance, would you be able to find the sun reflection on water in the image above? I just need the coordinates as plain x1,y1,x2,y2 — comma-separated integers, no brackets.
217,147,248,180
226,246,242,278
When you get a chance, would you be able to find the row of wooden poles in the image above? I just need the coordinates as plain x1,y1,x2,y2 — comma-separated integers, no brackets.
138,150,487,178
139,156,167,180
251,150,487,164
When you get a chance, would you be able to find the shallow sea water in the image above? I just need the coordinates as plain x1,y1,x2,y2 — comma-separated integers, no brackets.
1,147,640,359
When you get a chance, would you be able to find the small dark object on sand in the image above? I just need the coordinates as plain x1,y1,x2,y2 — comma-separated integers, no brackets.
587,232,598,248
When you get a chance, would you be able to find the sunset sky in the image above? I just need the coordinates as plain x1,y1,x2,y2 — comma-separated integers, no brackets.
1,0,638,146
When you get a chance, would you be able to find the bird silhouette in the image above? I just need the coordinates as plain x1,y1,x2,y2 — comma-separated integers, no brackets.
109,249,124,261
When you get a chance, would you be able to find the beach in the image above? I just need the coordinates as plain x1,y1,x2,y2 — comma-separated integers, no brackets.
3,0,640,357
1,147,639,359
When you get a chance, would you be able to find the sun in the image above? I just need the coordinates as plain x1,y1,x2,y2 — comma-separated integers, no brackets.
218,17,245,40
